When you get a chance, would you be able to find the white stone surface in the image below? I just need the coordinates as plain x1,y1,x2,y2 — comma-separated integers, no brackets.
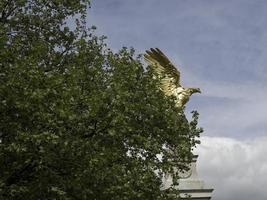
162,155,213,199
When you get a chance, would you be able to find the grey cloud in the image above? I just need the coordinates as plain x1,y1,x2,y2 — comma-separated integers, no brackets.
195,136,267,200
186,79,267,138
89,0,267,81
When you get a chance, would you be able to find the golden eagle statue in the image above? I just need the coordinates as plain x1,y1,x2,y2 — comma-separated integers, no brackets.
144,48,201,108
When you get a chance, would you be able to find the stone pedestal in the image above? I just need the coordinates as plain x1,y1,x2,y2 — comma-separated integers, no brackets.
162,155,213,199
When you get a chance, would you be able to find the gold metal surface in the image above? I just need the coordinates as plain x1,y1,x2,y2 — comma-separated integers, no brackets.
144,48,201,108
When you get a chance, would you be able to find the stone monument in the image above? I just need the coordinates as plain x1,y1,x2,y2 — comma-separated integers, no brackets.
162,155,213,199
178,155,213,199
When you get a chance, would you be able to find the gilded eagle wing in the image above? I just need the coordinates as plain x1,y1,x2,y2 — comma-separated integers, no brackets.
144,48,181,96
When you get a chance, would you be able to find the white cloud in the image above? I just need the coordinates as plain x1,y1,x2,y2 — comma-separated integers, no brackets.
195,136,267,200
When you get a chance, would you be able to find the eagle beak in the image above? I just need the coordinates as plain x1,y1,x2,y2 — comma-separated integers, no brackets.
196,88,201,93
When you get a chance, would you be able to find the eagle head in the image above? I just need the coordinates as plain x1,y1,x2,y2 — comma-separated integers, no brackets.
188,88,201,95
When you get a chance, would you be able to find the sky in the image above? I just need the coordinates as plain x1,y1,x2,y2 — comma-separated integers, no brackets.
87,1,267,199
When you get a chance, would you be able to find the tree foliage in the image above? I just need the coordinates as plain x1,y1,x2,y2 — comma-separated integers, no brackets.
0,1,202,199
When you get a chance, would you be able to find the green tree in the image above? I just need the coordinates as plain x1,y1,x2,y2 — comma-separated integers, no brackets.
0,1,202,199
